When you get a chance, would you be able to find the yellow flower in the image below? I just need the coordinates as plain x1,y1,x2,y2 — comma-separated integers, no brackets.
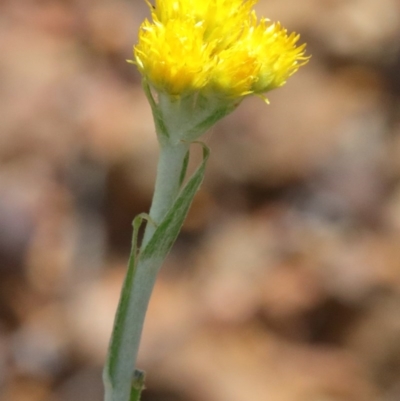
134,0,309,100
135,18,214,96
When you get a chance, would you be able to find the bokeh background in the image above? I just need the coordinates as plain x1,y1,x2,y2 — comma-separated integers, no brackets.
1,0,400,400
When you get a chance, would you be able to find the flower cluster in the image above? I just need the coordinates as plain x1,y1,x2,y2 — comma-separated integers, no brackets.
134,0,308,100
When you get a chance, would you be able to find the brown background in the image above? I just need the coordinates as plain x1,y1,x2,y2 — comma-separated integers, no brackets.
1,0,400,400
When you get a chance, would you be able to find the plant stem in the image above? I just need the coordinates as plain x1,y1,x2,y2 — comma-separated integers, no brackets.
143,141,189,244
104,141,189,401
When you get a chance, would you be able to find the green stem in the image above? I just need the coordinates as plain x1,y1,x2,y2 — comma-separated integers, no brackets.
103,141,189,401
143,142,189,243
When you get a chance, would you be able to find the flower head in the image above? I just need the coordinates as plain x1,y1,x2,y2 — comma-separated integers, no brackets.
134,0,309,100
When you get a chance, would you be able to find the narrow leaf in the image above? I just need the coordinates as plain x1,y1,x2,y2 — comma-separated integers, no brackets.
141,143,209,261
104,213,148,382
129,369,146,401
179,150,190,186
142,80,170,140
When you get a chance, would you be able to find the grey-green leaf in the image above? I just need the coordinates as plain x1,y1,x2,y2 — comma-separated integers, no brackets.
141,143,209,260
104,213,148,383
129,370,146,401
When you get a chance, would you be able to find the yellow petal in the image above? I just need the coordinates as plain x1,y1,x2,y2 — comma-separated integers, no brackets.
134,0,309,100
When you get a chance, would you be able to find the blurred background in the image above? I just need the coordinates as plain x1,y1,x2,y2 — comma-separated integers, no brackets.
1,0,400,400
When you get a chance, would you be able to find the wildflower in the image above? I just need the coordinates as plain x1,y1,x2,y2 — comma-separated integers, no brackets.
134,0,309,100
104,5,309,401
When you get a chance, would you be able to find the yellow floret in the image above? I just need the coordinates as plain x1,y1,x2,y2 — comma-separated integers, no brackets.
133,0,309,100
